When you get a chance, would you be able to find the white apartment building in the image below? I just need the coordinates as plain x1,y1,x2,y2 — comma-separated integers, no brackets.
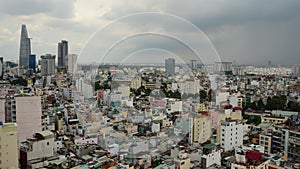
67,54,77,76
182,79,200,95
201,144,222,169
216,91,229,106
220,120,244,151
20,130,55,169
116,85,130,99
76,78,94,99
83,82,94,99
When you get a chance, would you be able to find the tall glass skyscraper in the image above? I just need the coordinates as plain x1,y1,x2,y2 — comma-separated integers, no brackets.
19,25,31,70
29,54,36,75
58,40,68,68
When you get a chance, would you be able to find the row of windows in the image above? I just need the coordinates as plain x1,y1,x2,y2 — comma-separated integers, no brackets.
221,142,238,146
222,128,239,132
221,132,239,137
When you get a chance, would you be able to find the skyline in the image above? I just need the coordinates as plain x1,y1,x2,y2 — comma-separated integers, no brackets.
0,0,300,66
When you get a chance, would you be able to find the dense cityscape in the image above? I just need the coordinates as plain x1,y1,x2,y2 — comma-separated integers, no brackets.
0,23,300,169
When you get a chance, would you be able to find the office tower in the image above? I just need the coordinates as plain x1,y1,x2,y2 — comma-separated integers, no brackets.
57,40,68,68
19,25,31,71
0,57,3,79
67,54,77,76
0,122,18,169
29,54,36,75
41,54,56,76
190,60,196,70
165,58,175,75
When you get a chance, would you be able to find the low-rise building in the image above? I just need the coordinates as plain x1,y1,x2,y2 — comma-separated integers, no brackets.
174,151,191,169
261,116,288,124
259,132,272,154
231,150,270,169
201,144,222,169
20,130,55,169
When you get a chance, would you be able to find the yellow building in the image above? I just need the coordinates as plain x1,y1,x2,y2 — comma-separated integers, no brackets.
174,152,191,169
192,114,212,143
261,116,287,124
0,122,18,169
130,76,142,90
259,133,272,154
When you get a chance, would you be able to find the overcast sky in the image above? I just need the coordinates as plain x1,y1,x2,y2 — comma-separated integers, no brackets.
0,0,300,66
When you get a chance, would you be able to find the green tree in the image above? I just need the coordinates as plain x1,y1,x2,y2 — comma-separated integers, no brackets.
257,98,265,110
10,76,27,86
287,101,300,112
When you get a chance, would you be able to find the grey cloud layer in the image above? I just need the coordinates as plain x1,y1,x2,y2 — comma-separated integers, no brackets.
0,0,299,66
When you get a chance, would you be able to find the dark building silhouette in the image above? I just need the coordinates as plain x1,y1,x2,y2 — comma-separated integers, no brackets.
57,40,68,68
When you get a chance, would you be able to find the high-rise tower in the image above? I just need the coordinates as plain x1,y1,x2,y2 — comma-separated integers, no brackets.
67,54,77,76
165,58,175,75
57,40,68,68
41,54,56,76
19,25,31,71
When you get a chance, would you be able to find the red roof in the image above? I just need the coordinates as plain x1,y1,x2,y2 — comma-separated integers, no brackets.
233,106,242,111
268,167,277,169
224,104,233,109
246,150,264,161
